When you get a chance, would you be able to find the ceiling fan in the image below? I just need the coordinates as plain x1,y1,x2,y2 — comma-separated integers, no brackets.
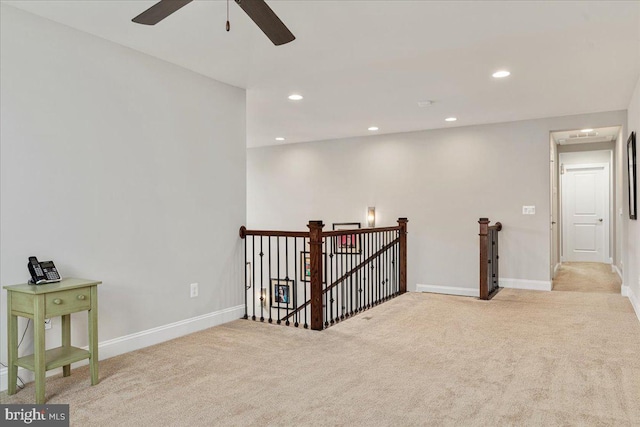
132,0,295,46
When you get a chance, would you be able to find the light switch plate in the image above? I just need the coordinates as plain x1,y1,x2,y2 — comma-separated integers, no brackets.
522,206,536,215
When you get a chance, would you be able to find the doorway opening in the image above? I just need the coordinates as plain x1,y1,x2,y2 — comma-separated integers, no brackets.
549,126,623,294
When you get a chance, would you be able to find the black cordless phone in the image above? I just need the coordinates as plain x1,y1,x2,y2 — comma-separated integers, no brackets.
28,256,61,284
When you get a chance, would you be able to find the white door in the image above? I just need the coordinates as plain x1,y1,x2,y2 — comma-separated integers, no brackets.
561,163,609,263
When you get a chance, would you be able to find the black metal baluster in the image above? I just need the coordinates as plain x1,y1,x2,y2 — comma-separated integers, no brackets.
384,231,388,300
284,237,290,326
391,231,400,295
383,231,387,301
260,236,265,322
489,230,493,294
383,231,387,300
368,230,373,308
495,230,500,293
294,238,299,327
362,231,367,311
303,237,308,329
276,236,281,324
356,237,361,312
367,231,372,308
376,233,382,304
268,236,273,323
243,234,248,319
251,236,256,320
352,231,356,315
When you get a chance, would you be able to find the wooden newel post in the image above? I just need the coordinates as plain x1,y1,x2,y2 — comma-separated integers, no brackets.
478,218,490,300
398,218,408,295
308,220,325,331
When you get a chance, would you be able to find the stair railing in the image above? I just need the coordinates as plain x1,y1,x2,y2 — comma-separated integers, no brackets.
239,218,408,330
478,218,502,300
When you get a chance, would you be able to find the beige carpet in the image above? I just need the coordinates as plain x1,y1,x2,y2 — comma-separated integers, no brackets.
553,262,622,293
2,289,640,426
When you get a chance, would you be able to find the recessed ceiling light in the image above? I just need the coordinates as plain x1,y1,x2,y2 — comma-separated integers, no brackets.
288,94,303,101
445,117,457,122
368,126,379,131
275,137,285,141
492,70,511,78
580,128,594,133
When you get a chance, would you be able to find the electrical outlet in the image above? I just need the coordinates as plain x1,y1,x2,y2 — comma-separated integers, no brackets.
190,283,198,298
522,206,536,215
44,319,52,330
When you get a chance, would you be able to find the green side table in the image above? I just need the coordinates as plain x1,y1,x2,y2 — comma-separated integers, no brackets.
4,278,101,403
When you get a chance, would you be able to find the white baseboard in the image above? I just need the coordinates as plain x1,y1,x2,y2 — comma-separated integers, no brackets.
625,286,640,323
417,278,552,297
554,263,561,276
0,304,244,392
499,278,553,291
612,264,622,280
416,284,479,298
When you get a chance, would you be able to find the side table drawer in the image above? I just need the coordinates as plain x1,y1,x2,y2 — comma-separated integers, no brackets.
45,287,91,316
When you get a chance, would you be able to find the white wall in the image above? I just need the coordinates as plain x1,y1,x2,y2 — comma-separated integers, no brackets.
0,5,246,388
248,111,626,295
625,75,640,318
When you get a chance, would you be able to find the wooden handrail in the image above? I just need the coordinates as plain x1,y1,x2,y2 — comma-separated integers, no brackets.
488,222,502,232
322,225,400,237
239,226,309,239
238,225,400,239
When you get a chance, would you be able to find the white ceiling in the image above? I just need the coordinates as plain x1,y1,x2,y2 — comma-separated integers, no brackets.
5,1,640,147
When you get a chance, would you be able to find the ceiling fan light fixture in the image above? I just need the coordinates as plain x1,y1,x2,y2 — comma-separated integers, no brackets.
132,0,295,45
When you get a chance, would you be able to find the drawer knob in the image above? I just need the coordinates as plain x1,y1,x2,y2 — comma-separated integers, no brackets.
53,298,62,305
77,295,86,300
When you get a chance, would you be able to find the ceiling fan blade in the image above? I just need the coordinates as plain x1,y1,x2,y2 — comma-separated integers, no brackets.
132,0,193,25
235,0,295,46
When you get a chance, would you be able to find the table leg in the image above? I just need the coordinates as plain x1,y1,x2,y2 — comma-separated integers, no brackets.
88,285,99,385
62,314,71,377
7,293,18,395
34,294,46,404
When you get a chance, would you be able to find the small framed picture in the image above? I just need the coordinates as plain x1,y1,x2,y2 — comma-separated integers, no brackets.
271,279,293,308
332,222,361,254
300,252,311,282
299,251,326,281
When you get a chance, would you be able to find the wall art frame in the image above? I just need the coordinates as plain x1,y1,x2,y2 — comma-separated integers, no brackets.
628,131,637,220
332,222,362,254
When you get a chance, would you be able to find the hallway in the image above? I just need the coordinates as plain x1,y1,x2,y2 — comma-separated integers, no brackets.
553,262,622,293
